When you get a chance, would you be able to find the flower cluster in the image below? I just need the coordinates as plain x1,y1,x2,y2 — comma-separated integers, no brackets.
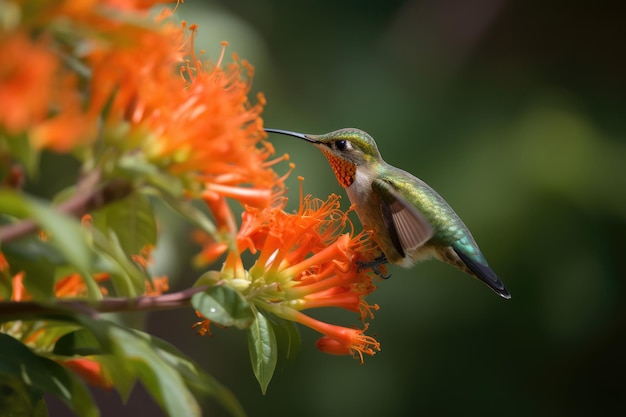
0,0,175,151
195,182,383,361
1,0,279,203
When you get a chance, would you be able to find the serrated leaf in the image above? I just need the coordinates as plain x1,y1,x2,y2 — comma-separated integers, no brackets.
91,193,156,258
191,286,254,329
247,308,277,395
0,333,97,417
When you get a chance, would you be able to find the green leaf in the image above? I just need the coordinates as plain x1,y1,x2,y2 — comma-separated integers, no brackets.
21,321,80,352
156,191,217,235
0,375,48,417
116,154,183,197
1,132,40,178
268,315,302,362
25,198,92,274
91,228,147,297
54,328,135,402
92,193,157,258
95,354,136,402
0,190,100,298
0,333,97,417
191,285,255,329
53,329,104,357
0,304,247,417
1,235,63,299
131,330,247,417
247,308,277,395
77,317,201,417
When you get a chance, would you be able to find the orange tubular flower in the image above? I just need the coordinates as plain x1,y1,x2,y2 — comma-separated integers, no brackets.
62,358,113,390
0,30,91,152
0,32,58,135
0,1,184,152
100,0,177,12
88,18,282,193
54,273,110,298
86,15,287,228
196,186,382,362
159,30,288,207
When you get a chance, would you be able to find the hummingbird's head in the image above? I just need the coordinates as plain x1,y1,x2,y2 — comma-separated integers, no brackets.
265,128,381,188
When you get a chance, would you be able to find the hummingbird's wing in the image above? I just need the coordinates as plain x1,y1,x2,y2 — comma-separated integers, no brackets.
372,179,434,257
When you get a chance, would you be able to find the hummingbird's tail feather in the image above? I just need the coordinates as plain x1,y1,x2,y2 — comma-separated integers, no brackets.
452,248,511,300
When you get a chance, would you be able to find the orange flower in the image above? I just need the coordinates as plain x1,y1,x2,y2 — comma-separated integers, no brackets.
0,32,58,134
10,272,27,302
144,28,283,200
85,16,286,208
62,358,113,390
101,0,177,12
196,186,382,361
1,271,110,301
87,17,185,129
0,252,8,271
0,1,181,152
3,0,283,220
54,273,111,298
145,276,169,296
296,312,380,362
29,108,96,152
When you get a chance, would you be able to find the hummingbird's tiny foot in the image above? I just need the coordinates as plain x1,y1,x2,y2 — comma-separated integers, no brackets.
379,269,392,279
357,255,391,279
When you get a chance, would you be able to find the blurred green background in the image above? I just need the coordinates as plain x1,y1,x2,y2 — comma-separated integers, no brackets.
47,0,625,416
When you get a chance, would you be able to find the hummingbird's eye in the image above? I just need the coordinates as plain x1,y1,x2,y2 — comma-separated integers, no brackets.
335,140,349,151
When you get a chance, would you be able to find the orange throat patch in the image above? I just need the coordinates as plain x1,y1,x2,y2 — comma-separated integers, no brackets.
321,150,356,188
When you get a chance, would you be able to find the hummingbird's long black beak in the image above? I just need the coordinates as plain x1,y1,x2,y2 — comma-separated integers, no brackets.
264,128,320,144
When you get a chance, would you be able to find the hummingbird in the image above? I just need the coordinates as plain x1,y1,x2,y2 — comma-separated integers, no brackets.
265,127,510,299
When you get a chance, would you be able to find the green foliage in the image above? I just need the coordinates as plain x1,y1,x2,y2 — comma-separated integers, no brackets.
0,375,47,417
1,132,40,178
1,234,63,299
247,308,278,395
0,170,260,415
0,190,99,298
266,314,302,362
0,306,248,417
191,286,255,329
91,193,157,259
73,315,247,417
0,333,96,417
